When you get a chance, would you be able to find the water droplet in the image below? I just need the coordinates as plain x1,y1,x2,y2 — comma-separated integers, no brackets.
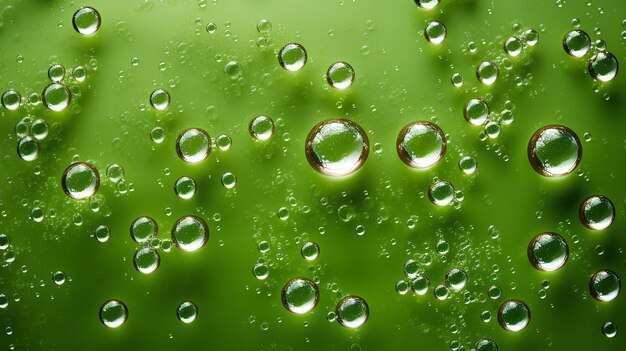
485,121,501,139
130,216,157,243
498,300,530,332
206,22,217,33
464,98,489,125
281,278,319,314
133,247,160,274
434,284,449,300
177,301,198,323
256,19,272,33
411,275,430,295
305,119,369,177
150,127,165,144
424,21,446,45
451,73,464,87
48,64,66,82
216,134,232,151
73,66,87,82
176,128,211,163
2,90,21,110
301,241,320,261
253,263,269,280
579,195,615,230
327,62,355,90
395,280,410,295
62,162,100,200
278,43,307,72
474,339,498,351
436,240,449,254
249,115,275,141
414,0,440,9
527,232,569,271
522,29,539,46
528,125,582,177
602,321,618,338
429,180,454,206
397,121,446,169
504,36,523,57
73,7,101,35
404,259,420,278
476,61,498,85
42,83,71,112
94,224,110,243
589,270,621,302
221,172,237,189
99,300,128,328
224,61,242,79
445,268,468,291
17,136,39,161
52,271,66,285
459,156,477,174
336,296,369,328
588,52,619,82
31,119,49,140
106,164,124,183
150,89,170,110
174,176,196,199
171,215,209,252
563,30,591,57
488,285,502,300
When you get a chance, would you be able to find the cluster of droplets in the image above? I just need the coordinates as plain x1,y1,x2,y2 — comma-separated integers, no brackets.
99,299,201,328
395,258,468,301
562,27,619,82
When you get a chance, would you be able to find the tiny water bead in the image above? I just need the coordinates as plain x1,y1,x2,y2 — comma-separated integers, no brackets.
464,98,489,126
522,28,539,46
414,0,440,9
528,125,582,177
504,36,523,57
171,215,209,252
589,270,621,302
221,172,237,189
579,195,615,230
327,62,355,90
527,232,569,272
498,300,530,332
396,121,446,169
476,61,498,85
281,278,319,314
445,268,468,291
424,21,446,45
62,162,100,200
73,7,101,36
602,321,618,338
2,89,21,110
99,300,128,328
305,119,369,177
563,30,591,57
48,64,65,82
278,43,307,72
336,296,369,328
17,136,40,161
588,52,619,82
411,275,430,295
301,241,320,261
459,156,477,174
130,216,157,243
42,83,71,112
176,128,211,163
106,164,124,183
150,89,170,110
94,224,110,243
428,180,454,206
52,271,66,285
174,176,197,199
475,339,498,351
177,301,198,324
253,263,269,280
434,284,449,300
249,115,275,141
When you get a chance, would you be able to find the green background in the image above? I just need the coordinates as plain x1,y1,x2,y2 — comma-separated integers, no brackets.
0,0,625,350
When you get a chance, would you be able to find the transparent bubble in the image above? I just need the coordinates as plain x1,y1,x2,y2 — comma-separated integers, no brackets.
42,83,71,112
501,109,515,125
522,29,539,46
249,115,275,141
436,240,449,254
216,134,232,151
305,119,369,177
528,125,582,177
130,217,157,243
150,89,170,110
397,121,446,169
281,278,319,314
327,62,355,90
253,263,269,280
424,21,446,45
221,172,237,189
176,128,211,163
256,19,272,33
150,127,165,144
498,300,530,332
434,284,449,300
476,61,499,85
464,98,489,125
445,268,468,291
504,36,523,57
224,61,242,79
588,52,619,82
106,164,124,183
62,162,100,200
31,119,49,140
48,64,66,82
527,232,568,271
336,296,369,328
73,7,101,35
1,90,21,110
301,241,320,261
451,73,464,87
429,180,454,206
589,270,621,302
206,22,217,33
17,136,39,162
395,280,409,295
133,247,160,274
411,275,430,295
30,207,44,222
52,271,66,285
177,301,198,323
579,195,615,230
475,339,498,351
278,43,307,72
488,285,502,300
459,156,477,174
602,321,618,338
404,259,420,278
73,66,87,82
563,30,591,57
485,121,501,139
171,215,209,252
94,224,110,243
99,300,128,328
174,176,196,199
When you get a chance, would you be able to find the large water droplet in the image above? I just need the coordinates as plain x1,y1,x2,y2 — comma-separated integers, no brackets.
73,7,101,35
249,115,275,141
99,300,128,328
528,125,582,177
327,62,355,90
42,83,71,112
278,43,307,72
464,98,489,126
589,270,621,302
171,215,209,252
424,21,446,45
177,301,198,323
498,300,530,332
130,216,157,243
281,278,319,314
588,52,618,82
133,247,160,274
336,296,369,328
62,162,100,200
397,121,446,169
579,195,615,230
563,30,591,57
527,232,569,271
476,61,498,85
176,128,211,163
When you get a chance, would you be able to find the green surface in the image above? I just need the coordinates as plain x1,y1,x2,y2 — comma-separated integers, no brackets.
0,0,625,350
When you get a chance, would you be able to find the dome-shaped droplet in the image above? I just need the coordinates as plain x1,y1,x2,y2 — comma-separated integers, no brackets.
504,36,523,57
498,300,530,332
588,52,619,82
397,121,446,169
305,119,369,177
94,224,110,243
434,284,450,300
171,215,209,252
133,247,160,274
224,61,242,79
73,7,101,35
464,98,489,126
278,43,307,71
62,162,100,200
527,232,569,271
52,271,66,285
459,156,477,174
602,321,618,338
414,0,440,9
563,30,591,57
589,270,621,302
99,300,128,328
174,176,196,199
327,62,355,90
522,29,539,46
429,180,454,206
177,301,198,323
281,278,319,314
130,216,157,243
48,64,66,82
252,263,269,280
150,89,170,110
301,241,320,261
2,90,21,110
336,296,369,328
106,164,124,183
476,61,498,85
249,115,274,141
221,172,237,189
445,268,468,291
579,195,615,230
17,136,40,162
176,128,211,163
424,21,446,45
528,125,582,177
475,339,498,351
42,83,71,112
411,275,430,295
31,119,49,140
